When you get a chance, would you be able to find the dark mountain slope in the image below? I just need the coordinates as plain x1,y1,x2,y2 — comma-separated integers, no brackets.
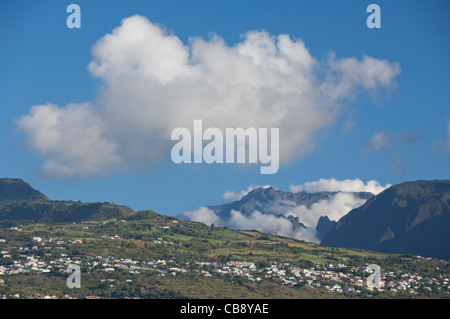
0,178,48,202
315,216,337,241
321,180,450,259
0,178,133,224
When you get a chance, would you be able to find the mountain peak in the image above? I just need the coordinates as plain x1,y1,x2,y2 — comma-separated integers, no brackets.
247,186,275,193
0,178,49,202
315,216,337,242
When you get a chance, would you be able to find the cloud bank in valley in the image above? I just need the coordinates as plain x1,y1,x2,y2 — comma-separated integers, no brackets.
16,15,400,179
183,206,320,243
184,178,392,244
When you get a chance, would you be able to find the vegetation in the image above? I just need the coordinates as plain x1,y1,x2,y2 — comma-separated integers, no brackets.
0,200,133,225
0,178,449,299
0,214,449,299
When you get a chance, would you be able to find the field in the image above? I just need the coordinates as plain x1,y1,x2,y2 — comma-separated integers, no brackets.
0,212,449,299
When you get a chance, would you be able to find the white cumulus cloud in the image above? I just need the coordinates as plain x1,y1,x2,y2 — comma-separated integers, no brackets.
290,178,390,195
16,103,123,178
16,15,400,179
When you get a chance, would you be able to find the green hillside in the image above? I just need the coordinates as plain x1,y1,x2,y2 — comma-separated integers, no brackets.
0,200,134,225
0,178,449,299
0,213,449,299
0,178,48,202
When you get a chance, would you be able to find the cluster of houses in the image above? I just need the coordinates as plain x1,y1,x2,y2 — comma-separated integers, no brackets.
0,232,449,298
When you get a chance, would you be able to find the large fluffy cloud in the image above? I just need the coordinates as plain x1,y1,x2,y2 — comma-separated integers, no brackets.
16,103,123,178
16,15,400,178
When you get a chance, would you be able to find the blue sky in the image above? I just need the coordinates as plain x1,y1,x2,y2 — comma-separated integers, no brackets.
0,0,449,216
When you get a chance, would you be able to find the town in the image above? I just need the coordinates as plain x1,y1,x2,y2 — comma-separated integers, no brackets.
0,216,449,299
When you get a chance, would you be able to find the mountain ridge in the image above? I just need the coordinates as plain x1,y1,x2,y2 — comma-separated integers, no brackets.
3,177,449,260
0,178,134,224
212,186,374,221
321,179,450,259
196,186,375,242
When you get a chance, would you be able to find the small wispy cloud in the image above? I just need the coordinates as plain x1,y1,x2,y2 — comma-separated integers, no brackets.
361,131,418,154
431,120,450,157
